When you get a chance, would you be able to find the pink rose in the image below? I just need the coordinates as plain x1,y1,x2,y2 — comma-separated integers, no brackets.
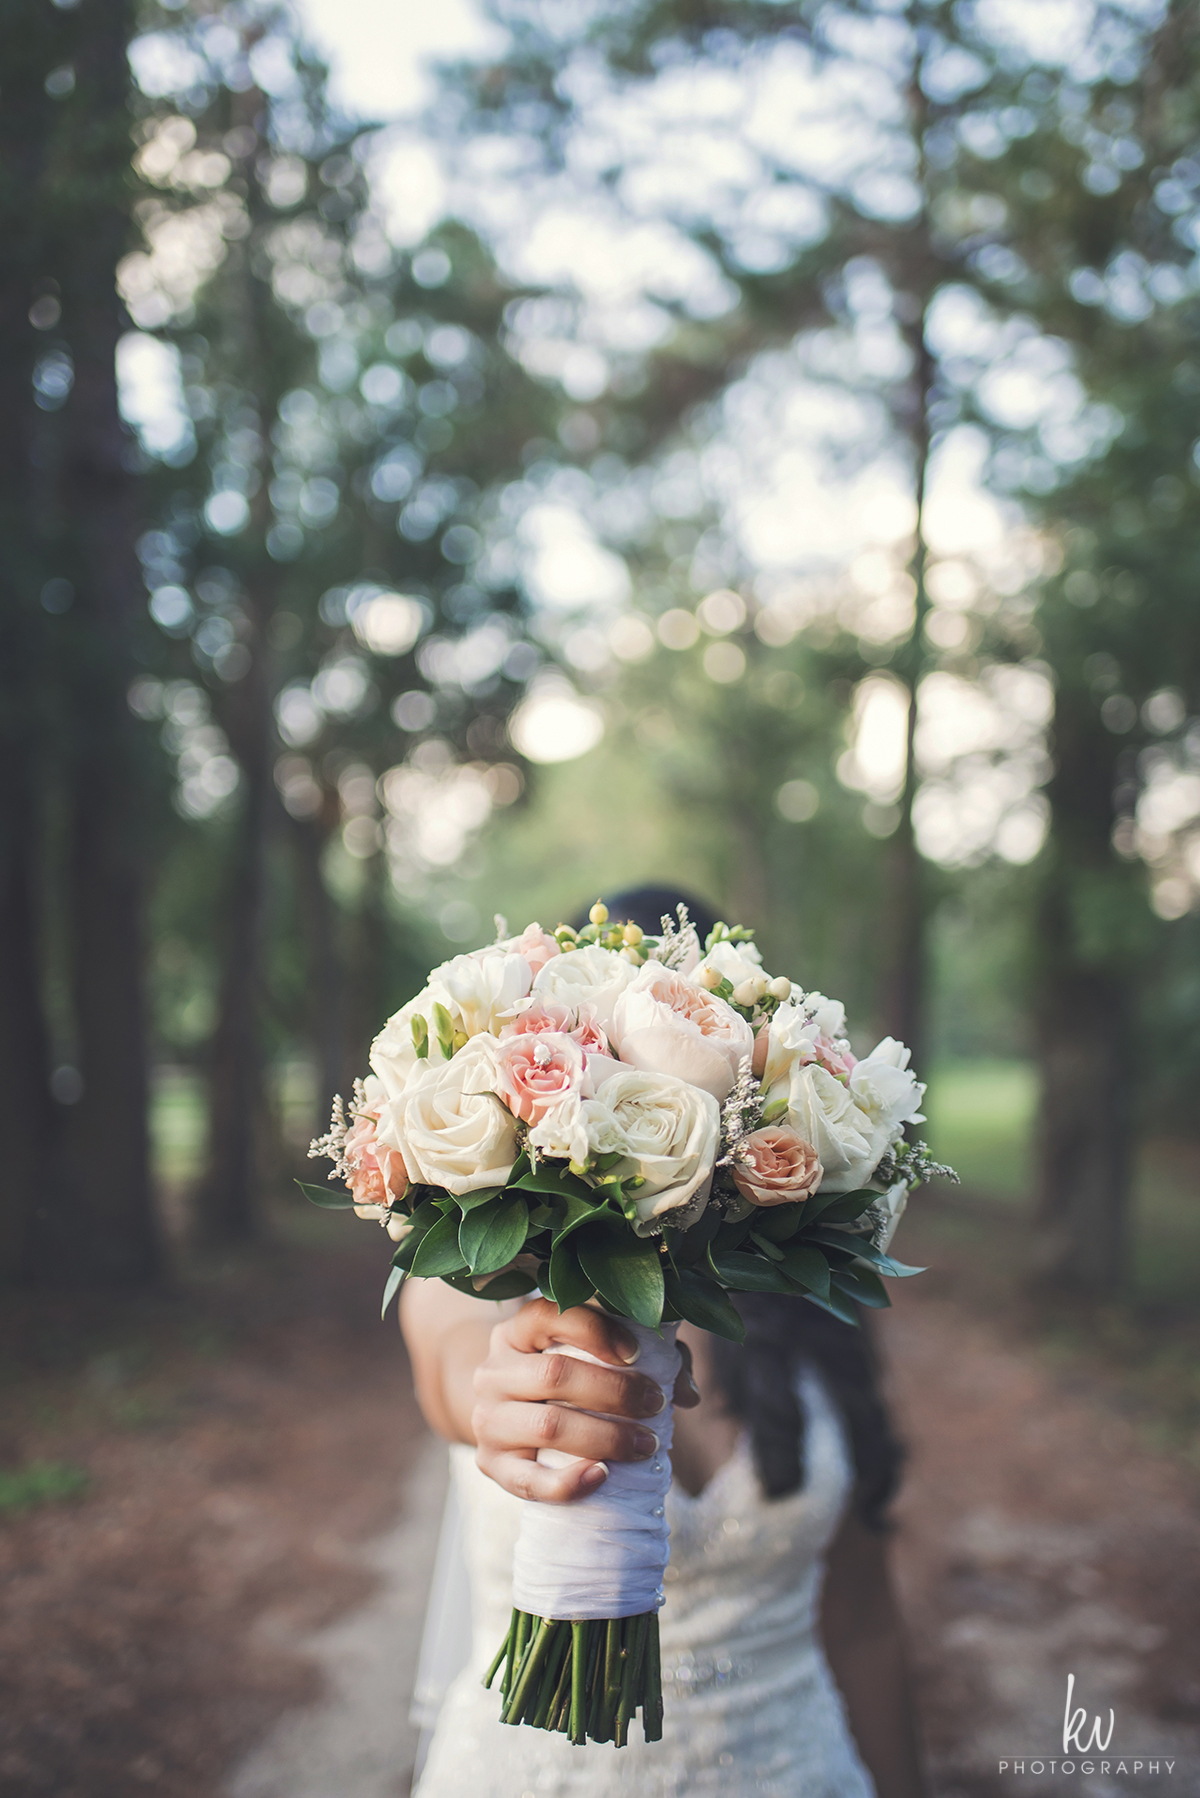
514,922,561,975
344,1111,409,1214
499,999,574,1038
570,1003,613,1062
494,1030,587,1125
751,1020,770,1079
732,1125,823,1207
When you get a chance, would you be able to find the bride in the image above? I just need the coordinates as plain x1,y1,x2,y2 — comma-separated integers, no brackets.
402,1280,926,1798
401,887,927,1797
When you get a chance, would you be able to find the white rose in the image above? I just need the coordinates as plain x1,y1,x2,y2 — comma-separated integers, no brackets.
849,1037,925,1143
611,963,754,1102
394,1034,519,1195
776,1062,888,1193
532,943,634,1028
579,1068,719,1234
689,938,764,990
432,949,533,1037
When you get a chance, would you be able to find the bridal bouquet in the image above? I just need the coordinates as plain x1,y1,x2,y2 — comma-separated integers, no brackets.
305,903,951,1748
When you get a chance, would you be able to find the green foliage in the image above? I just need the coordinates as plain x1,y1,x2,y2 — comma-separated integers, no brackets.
0,1461,90,1513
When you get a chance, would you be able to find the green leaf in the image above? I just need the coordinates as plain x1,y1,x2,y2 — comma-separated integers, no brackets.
410,1212,469,1278
295,1180,355,1210
546,1236,594,1312
550,1192,610,1244
459,1195,530,1277
748,1231,784,1261
663,1266,745,1343
776,1243,832,1299
804,1188,879,1226
831,1234,926,1278
830,1265,891,1309
456,1183,508,1213
746,1202,808,1243
576,1224,665,1328
706,1245,797,1294
803,1285,861,1327
513,1163,594,1201
380,1264,405,1321
440,1267,539,1301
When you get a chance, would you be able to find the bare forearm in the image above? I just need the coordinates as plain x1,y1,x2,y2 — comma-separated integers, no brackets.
826,1625,926,1798
399,1280,502,1443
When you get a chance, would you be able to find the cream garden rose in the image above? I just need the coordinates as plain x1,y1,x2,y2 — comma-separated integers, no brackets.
393,1034,519,1195
532,942,635,1027
610,964,754,1102
577,1067,720,1232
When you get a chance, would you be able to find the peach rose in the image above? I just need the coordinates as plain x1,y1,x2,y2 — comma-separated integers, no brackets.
610,964,754,1101
344,1111,409,1215
513,921,561,975
732,1125,823,1207
494,1030,587,1125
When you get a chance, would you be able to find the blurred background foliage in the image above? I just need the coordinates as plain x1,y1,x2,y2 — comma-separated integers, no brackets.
1,0,1198,1310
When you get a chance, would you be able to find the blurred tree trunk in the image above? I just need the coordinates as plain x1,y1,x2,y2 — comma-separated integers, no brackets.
194,80,280,1245
1031,692,1132,1294
52,0,159,1283
0,39,55,1280
0,0,158,1284
343,846,388,1092
291,811,344,1134
196,616,275,1246
0,730,57,1283
883,317,933,1065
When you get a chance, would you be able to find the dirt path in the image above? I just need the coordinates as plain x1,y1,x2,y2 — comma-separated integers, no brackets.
2,1224,1199,1797
885,1281,1200,1794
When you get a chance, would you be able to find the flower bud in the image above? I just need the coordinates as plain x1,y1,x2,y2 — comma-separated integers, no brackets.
589,900,609,925
622,922,644,946
769,976,792,1002
749,973,770,1001
731,980,759,1007
695,963,722,991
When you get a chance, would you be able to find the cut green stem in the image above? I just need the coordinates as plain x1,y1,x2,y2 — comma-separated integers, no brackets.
486,1609,664,1748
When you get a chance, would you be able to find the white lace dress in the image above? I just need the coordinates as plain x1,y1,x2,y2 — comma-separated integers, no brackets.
414,1366,875,1798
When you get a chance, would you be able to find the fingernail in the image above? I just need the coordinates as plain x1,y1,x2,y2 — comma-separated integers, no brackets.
582,1463,608,1489
617,1337,641,1365
637,1383,666,1417
633,1429,658,1459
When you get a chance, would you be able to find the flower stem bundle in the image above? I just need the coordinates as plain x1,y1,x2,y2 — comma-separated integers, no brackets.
487,1609,662,1747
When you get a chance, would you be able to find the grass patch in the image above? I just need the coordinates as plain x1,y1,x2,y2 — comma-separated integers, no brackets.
0,1460,89,1513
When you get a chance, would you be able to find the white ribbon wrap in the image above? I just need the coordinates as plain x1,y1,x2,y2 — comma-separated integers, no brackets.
510,1319,680,1621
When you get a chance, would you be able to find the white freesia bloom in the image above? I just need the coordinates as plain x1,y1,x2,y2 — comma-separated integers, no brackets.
527,1093,590,1166
394,1034,518,1195
849,1037,925,1136
370,984,451,1107
776,1062,887,1194
759,992,851,1091
611,964,754,1102
690,938,764,990
433,949,533,1037
579,1068,719,1233
532,943,635,1027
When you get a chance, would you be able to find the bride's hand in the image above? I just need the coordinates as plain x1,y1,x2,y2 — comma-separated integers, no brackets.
472,1298,700,1504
